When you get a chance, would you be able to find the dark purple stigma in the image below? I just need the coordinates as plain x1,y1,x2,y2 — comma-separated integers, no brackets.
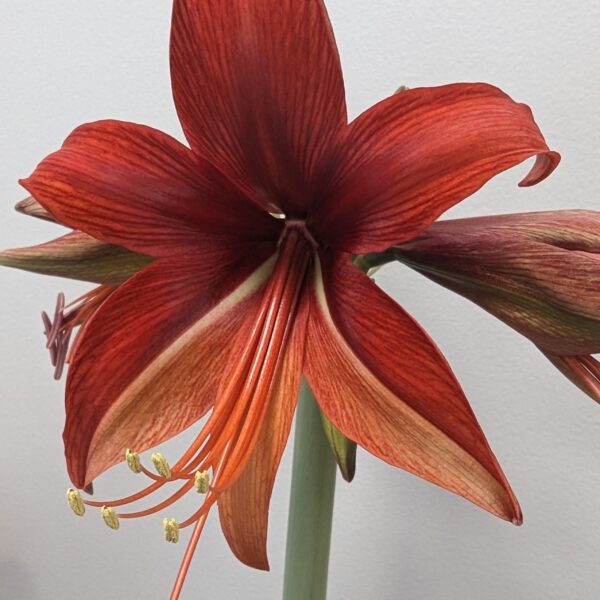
42,292,72,380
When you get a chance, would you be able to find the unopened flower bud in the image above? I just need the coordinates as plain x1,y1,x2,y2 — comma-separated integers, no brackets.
15,196,56,222
393,210,600,402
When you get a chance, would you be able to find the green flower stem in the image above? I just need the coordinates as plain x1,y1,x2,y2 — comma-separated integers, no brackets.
282,379,337,600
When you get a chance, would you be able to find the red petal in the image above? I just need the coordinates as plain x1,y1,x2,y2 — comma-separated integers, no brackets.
218,297,307,570
311,83,560,252
304,251,521,523
64,244,276,488
170,0,346,216
22,120,281,257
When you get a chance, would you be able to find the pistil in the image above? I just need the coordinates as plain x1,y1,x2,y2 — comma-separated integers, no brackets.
43,286,114,379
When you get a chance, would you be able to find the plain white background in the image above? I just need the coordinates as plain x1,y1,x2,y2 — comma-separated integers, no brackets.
1,1,599,598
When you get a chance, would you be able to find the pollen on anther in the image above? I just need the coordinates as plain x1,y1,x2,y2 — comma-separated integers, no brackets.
125,449,142,474
101,506,120,530
151,453,172,478
163,518,179,544
66,488,85,516
194,470,210,494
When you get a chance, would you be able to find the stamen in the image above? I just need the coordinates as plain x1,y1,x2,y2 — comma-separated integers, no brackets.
66,488,85,516
101,506,120,530
151,453,172,478
163,518,180,544
194,471,210,494
77,229,313,600
125,449,142,474
116,480,194,520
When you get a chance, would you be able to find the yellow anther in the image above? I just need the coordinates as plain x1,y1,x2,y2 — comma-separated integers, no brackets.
163,518,180,544
101,506,120,530
125,449,142,474
194,470,210,494
151,452,172,478
66,488,85,517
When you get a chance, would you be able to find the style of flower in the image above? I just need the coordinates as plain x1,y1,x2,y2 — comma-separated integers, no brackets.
2,0,560,596
392,211,600,402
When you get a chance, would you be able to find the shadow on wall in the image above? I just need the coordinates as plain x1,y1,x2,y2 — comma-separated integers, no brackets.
0,556,40,600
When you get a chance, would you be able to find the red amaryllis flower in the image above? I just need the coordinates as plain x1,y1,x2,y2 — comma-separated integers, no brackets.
14,0,559,593
393,211,600,402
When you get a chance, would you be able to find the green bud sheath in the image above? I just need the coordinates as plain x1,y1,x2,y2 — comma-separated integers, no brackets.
319,410,356,482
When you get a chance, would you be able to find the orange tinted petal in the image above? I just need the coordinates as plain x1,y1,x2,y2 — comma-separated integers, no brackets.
218,298,308,569
304,251,521,523
64,244,276,488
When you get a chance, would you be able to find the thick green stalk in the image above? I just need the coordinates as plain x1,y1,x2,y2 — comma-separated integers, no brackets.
282,379,337,600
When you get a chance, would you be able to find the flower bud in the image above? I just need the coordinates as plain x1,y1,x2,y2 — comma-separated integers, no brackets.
393,210,600,401
0,231,153,285
15,196,57,222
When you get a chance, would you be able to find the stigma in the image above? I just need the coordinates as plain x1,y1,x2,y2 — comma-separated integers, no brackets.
42,286,114,379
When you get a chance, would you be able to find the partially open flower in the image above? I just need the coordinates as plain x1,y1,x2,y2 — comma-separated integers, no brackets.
393,210,600,402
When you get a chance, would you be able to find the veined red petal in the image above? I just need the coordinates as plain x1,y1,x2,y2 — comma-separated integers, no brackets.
170,0,346,216
311,83,559,253
218,296,308,570
64,243,277,488
22,120,281,257
305,251,521,523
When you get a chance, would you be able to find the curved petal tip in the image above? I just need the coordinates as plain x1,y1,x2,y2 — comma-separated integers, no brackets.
512,506,524,526
518,150,561,187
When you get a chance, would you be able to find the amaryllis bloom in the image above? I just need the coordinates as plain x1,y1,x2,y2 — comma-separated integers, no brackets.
393,211,600,402
6,0,560,593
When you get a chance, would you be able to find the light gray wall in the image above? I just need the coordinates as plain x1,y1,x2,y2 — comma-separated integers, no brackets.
1,1,599,599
